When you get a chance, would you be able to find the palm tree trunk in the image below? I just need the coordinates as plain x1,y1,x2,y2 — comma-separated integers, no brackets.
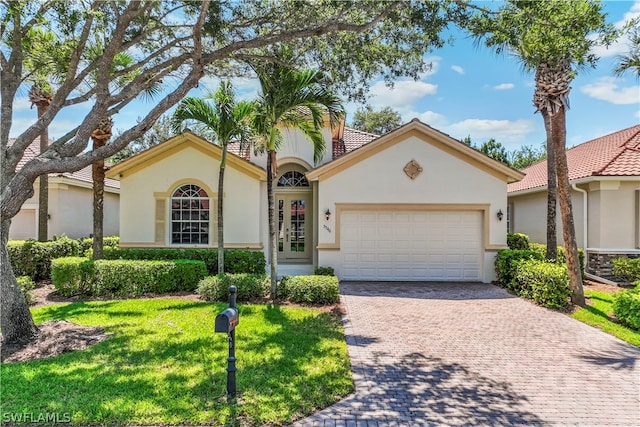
37,104,49,242
1,219,38,345
92,138,105,260
543,110,558,261
217,147,227,275
551,108,585,306
267,150,278,299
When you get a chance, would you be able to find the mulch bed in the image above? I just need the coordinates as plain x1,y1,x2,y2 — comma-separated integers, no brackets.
1,320,111,363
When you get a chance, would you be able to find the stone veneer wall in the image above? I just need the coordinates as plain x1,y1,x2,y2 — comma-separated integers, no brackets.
587,252,640,282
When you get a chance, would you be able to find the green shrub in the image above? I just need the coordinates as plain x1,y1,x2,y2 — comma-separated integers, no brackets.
8,236,80,280
314,266,335,276
507,233,530,250
79,236,120,255
94,259,207,296
529,243,585,274
613,286,640,330
52,257,206,296
197,273,269,301
495,249,544,290
278,275,340,305
514,260,570,309
612,258,640,282
17,276,36,306
101,247,265,275
51,257,96,297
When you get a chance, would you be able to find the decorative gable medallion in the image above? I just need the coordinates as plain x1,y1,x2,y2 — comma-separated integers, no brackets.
403,159,423,180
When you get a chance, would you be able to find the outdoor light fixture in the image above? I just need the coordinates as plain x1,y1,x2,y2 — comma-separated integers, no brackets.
497,209,504,221
325,209,331,221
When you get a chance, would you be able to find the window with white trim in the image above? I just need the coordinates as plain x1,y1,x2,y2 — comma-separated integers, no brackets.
170,184,210,244
277,170,309,187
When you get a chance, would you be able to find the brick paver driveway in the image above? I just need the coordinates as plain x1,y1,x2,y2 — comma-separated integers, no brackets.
294,282,640,426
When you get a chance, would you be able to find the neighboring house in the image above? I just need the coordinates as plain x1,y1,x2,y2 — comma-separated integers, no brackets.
508,125,640,279
107,119,523,282
8,139,120,240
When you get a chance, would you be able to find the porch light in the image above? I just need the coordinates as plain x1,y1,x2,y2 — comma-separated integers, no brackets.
324,209,331,221
497,209,504,221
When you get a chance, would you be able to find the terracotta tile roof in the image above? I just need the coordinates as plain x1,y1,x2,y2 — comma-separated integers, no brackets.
9,138,120,189
226,141,251,160
508,124,640,193
332,127,379,158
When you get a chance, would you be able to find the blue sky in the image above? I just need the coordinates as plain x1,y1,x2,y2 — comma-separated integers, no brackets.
9,1,640,153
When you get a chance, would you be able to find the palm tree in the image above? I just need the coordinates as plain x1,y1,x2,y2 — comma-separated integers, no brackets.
91,117,113,260
614,25,640,79
469,0,615,306
251,62,344,298
29,82,53,242
172,81,254,274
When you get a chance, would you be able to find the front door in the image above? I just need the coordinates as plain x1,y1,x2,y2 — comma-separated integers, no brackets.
277,194,311,261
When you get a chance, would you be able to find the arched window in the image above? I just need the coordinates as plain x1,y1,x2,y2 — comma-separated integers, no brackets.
171,184,209,244
277,170,309,187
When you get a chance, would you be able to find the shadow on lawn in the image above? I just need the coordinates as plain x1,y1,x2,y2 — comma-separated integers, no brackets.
6,301,350,426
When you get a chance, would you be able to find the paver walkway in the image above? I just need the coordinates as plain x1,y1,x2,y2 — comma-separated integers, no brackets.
293,282,640,426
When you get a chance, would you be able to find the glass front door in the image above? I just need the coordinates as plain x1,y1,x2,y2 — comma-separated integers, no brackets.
277,194,311,260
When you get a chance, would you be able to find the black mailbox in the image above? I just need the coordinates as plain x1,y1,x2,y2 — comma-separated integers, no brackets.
215,307,239,333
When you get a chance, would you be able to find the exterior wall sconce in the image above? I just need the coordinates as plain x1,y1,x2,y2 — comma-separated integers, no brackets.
497,209,504,221
324,209,331,221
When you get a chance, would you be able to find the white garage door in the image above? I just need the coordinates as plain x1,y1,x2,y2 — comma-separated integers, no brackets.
340,210,482,281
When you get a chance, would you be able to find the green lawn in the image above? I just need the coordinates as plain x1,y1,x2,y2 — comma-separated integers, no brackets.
572,290,640,347
1,299,352,426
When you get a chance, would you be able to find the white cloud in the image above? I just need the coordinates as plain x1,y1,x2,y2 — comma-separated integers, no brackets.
635,110,640,119
442,119,536,145
493,83,515,90
420,56,441,78
451,65,464,75
407,110,448,127
369,79,438,109
12,97,32,112
591,1,640,58
580,77,640,105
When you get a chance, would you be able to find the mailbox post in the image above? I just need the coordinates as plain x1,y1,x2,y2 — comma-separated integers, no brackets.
214,286,239,398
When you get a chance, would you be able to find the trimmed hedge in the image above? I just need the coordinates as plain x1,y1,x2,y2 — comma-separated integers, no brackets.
8,236,80,280
78,236,119,255
507,233,530,250
278,275,340,305
613,285,640,330
197,274,269,302
101,247,265,275
529,243,585,274
612,258,640,283
17,276,36,306
495,249,544,290
52,257,207,297
514,260,570,309
314,266,335,276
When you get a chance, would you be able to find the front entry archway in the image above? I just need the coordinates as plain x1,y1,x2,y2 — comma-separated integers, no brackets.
276,167,312,262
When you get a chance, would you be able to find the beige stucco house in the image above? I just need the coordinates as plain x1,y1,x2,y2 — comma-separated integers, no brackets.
508,125,640,279
9,139,120,240
107,119,523,282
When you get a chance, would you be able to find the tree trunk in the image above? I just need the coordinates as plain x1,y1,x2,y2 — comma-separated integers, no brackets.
0,219,38,345
267,150,278,299
543,110,558,261
37,104,49,242
92,138,105,260
217,147,226,275
551,108,585,307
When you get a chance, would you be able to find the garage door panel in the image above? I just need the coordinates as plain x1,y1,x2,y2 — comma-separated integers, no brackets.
340,210,482,281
